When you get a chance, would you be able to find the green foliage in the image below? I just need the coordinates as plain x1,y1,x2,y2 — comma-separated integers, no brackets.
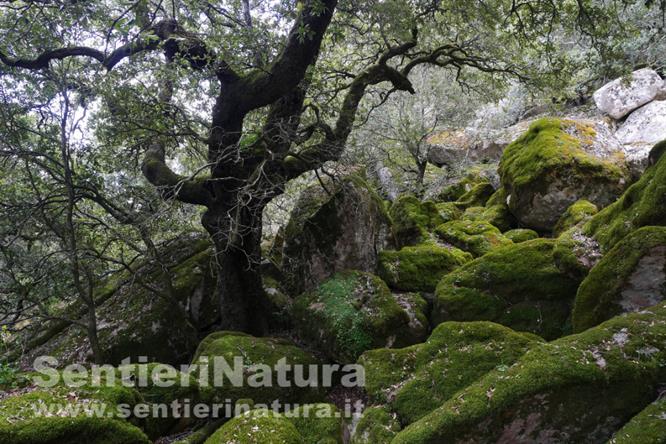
292,271,427,362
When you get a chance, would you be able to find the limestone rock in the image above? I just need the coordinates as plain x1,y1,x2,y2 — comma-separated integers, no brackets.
358,321,540,426
378,244,472,292
593,68,663,119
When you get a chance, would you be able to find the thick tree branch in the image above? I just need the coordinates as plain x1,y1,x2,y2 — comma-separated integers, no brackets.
141,143,211,206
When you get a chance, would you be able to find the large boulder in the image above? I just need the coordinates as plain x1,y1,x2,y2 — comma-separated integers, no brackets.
572,226,666,332
593,68,663,119
358,321,541,426
292,271,429,362
615,100,666,170
0,381,150,444
377,244,472,292
393,302,666,444
499,118,629,232
191,331,325,404
281,174,391,294
433,239,582,340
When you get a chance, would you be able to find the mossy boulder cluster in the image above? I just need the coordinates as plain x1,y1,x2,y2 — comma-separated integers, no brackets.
7,118,666,443
358,321,541,426
391,302,666,443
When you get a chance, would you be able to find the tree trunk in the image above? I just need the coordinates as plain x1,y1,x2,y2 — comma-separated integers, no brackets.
203,201,270,335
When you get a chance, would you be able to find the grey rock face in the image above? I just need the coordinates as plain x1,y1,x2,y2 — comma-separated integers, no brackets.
593,68,663,119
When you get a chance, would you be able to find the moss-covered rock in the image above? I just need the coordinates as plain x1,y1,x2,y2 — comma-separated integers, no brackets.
462,204,516,232
454,182,495,209
288,403,345,443
432,167,497,203
609,398,666,444
205,405,345,444
433,239,582,340
504,228,539,243
192,331,325,404
292,272,428,362
392,302,666,443
573,226,666,332
434,202,462,223
0,384,149,444
282,173,392,294
553,199,599,236
205,409,303,444
358,321,541,425
499,118,629,231
377,244,472,292
389,195,444,247
435,220,513,257
583,141,666,251
351,406,401,444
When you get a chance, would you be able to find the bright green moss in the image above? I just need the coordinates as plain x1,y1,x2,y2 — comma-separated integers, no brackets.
609,398,666,444
573,226,666,332
0,417,150,444
454,182,495,209
433,239,582,340
192,332,324,404
377,244,472,292
292,271,426,362
392,302,666,443
503,228,539,243
435,167,495,203
499,118,628,231
358,321,541,425
584,143,666,251
0,387,150,444
434,202,462,223
553,199,598,236
205,409,303,444
389,195,444,247
288,404,345,443
435,220,513,257
500,118,626,190
351,406,401,444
